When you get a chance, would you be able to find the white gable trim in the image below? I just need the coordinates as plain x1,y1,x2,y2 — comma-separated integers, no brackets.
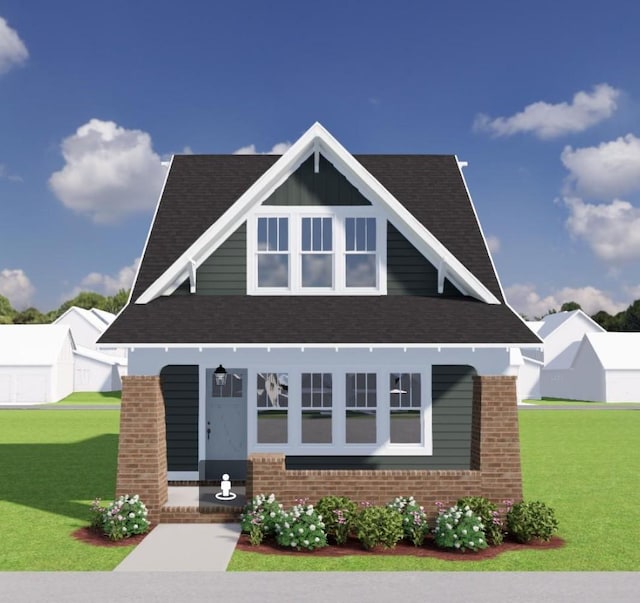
135,122,500,305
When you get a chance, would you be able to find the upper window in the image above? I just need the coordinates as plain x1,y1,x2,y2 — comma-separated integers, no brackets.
250,209,385,294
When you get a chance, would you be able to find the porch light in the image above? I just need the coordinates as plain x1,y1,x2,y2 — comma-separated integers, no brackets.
214,364,227,386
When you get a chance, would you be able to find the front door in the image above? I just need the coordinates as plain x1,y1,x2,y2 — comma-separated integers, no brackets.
205,368,247,481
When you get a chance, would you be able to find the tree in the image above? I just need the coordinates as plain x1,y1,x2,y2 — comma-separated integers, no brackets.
104,289,129,314
13,307,47,324
622,300,640,331
591,310,612,331
54,291,108,320
560,301,581,312
0,295,16,323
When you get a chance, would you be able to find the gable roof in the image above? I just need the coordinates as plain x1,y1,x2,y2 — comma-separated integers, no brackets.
134,123,501,305
537,309,605,339
90,308,116,325
54,306,108,333
0,325,74,365
582,332,640,369
74,345,126,366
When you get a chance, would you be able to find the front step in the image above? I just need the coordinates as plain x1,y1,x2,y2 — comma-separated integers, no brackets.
160,505,242,523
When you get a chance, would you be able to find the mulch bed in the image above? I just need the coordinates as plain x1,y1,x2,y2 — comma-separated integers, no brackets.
235,533,565,561
71,526,154,547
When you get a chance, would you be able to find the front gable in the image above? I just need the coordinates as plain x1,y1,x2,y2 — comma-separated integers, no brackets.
135,123,499,305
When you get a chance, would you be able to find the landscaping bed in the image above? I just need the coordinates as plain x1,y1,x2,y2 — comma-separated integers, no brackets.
72,525,153,547
236,533,565,561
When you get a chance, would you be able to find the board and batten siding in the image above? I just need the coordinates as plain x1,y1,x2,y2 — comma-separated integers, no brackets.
160,364,199,472
264,155,371,206
387,222,463,297
286,365,476,471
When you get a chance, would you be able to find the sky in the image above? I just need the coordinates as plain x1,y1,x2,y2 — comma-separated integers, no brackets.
1,0,639,319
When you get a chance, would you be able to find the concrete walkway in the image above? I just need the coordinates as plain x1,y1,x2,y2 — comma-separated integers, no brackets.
114,523,242,572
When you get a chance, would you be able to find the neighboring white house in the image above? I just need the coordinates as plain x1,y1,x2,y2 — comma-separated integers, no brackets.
0,325,75,404
542,332,640,403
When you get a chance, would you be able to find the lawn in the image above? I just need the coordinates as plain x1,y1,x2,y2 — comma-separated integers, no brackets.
227,410,640,571
1,408,638,571
0,410,133,571
523,397,640,407
56,391,121,405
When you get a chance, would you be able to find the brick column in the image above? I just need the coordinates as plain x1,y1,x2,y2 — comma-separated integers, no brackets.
471,375,523,503
116,376,168,525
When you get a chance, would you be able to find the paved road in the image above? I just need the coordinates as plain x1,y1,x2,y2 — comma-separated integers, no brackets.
1,572,639,602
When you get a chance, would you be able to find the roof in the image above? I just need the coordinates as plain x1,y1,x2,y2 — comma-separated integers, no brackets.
99,295,541,345
583,333,640,369
74,345,126,366
54,306,108,333
90,308,116,325
537,309,604,339
526,321,544,334
0,325,74,365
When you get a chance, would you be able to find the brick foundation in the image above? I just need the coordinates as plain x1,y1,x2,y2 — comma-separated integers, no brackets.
115,376,168,525
247,375,522,514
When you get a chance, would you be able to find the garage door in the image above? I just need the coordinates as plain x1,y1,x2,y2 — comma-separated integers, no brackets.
16,374,48,403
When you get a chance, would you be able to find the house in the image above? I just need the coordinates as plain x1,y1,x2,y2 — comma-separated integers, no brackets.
99,122,542,522
54,306,127,392
542,332,640,402
526,310,605,399
0,324,74,404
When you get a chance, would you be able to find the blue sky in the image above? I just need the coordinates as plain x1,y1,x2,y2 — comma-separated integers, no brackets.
1,0,639,318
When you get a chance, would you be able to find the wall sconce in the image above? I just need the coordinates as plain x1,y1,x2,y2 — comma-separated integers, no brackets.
214,364,227,386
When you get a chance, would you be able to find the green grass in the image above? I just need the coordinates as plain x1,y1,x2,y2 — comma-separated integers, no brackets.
227,410,640,571
523,397,640,407
0,410,134,570
56,391,121,405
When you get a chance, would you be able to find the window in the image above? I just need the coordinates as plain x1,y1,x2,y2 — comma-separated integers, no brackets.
257,217,289,287
301,372,332,443
256,372,288,443
251,210,384,294
301,217,333,287
345,217,376,287
390,373,421,443
345,372,377,443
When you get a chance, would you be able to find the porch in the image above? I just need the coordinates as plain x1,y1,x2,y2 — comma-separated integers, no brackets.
160,483,246,523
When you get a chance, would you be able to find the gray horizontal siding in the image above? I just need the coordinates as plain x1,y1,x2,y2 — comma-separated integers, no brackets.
160,365,199,471
287,365,475,471
196,223,246,295
387,222,463,297
264,155,371,206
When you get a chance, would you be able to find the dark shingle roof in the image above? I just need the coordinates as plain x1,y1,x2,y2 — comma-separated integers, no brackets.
101,153,541,346
100,295,540,345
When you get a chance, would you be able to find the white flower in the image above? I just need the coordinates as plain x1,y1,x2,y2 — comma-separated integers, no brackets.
129,512,135,519
133,524,138,529
469,541,474,546
454,542,460,548
310,525,315,531
284,522,290,529
270,512,275,518
298,528,304,534
466,510,473,517
473,525,479,532
315,537,319,542
303,540,309,546
462,529,467,535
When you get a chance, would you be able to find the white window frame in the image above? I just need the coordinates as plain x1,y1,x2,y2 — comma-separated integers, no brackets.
247,364,432,456
247,206,387,295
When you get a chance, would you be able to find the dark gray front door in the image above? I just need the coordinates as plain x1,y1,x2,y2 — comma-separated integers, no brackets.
205,368,247,481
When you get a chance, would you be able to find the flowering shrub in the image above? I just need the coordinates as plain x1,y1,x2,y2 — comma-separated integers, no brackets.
354,505,404,550
240,493,284,545
315,495,357,545
506,500,559,543
433,503,487,552
274,499,327,551
387,496,430,546
90,494,150,541
457,496,505,546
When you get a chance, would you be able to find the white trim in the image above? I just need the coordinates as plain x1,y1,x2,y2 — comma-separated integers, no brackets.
135,123,499,305
117,342,544,350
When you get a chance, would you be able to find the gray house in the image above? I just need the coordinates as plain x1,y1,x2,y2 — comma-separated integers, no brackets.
100,123,541,522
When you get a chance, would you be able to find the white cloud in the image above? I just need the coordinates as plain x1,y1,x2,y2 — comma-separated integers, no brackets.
505,283,627,318
0,17,28,75
0,269,35,309
474,84,620,139
49,119,167,224
0,163,22,182
563,196,640,262
486,235,500,254
561,134,640,199
71,258,140,298
233,141,292,155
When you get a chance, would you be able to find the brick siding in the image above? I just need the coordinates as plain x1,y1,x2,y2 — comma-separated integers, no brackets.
115,376,168,525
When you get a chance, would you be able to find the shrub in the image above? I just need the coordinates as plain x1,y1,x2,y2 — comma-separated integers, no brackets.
506,500,559,543
240,493,284,545
354,505,404,550
315,495,357,545
457,496,504,546
433,504,487,552
90,494,150,541
274,500,327,551
387,496,430,546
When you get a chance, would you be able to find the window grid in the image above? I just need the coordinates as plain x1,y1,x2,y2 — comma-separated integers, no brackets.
301,217,334,288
